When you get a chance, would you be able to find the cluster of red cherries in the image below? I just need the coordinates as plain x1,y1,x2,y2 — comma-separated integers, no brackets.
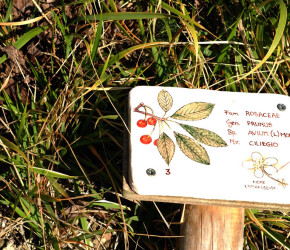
137,117,158,145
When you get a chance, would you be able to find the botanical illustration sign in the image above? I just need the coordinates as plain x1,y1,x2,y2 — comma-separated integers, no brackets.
129,86,290,204
133,90,227,166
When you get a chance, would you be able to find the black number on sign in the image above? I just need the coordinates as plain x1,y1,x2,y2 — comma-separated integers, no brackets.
165,169,171,175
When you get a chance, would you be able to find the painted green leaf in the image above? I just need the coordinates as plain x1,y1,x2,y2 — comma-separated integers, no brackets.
171,102,214,121
157,132,175,165
158,90,173,113
180,124,227,147
174,132,210,165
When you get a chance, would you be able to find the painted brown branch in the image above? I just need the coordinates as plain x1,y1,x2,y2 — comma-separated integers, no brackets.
134,103,167,121
263,168,288,187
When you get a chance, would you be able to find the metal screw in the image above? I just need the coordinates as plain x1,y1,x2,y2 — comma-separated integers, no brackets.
277,103,286,111
146,168,156,176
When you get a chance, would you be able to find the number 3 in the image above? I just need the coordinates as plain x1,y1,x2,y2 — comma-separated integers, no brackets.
165,169,171,175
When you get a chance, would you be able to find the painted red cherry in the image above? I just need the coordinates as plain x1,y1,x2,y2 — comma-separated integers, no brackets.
154,139,158,146
137,119,147,128
147,117,157,125
140,135,152,144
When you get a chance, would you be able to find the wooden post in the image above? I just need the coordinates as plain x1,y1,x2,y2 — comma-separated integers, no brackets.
180,205,244,250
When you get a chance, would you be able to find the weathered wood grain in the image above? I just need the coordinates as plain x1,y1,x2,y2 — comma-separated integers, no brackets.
180,205,244,250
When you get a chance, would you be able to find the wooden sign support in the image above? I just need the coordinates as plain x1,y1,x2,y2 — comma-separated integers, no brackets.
125,86,290,249
180,205,244,249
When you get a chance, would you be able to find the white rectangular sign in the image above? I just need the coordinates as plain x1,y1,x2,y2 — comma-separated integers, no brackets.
129,86,290,204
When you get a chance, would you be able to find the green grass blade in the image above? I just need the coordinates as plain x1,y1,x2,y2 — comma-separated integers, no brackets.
0,135,29,163
13,26,48,49
229,0,287,86
0,197,43,235
213,11,244,75
46,176,69,197
0,26,48,64
72,12,171,23
4,0,13,22
160,2,214,36
91,14,103,63
97,42,174,76
17,100,28,140
16,165,78,179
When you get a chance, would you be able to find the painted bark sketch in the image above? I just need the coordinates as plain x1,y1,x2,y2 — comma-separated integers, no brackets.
134,89,228,165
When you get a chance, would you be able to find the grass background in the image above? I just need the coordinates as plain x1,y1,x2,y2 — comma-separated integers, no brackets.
0,0,289,249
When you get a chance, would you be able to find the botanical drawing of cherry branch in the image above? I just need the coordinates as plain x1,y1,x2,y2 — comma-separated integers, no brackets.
134,89,228,166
